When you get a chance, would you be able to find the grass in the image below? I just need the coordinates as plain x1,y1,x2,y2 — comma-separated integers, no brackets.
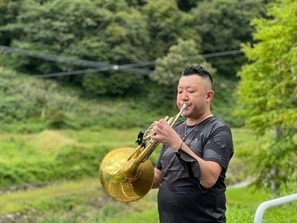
0,128,296,223
0,178,101,215
0,128,143,189
3,182,293,223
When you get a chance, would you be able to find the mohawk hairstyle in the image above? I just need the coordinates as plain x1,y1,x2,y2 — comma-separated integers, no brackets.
181,65,213,86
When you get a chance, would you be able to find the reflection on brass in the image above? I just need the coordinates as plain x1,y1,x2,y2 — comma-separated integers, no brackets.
98,104,186,202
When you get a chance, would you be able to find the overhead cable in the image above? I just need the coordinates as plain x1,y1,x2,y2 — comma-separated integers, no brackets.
0,45,155,69
0,45,242,78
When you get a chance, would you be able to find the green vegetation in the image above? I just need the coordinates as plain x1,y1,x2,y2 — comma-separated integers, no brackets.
0,0,265,97
0,67,167,133
0,0,296,222
0,129,137,190
236,0,297,190
0,128,296,222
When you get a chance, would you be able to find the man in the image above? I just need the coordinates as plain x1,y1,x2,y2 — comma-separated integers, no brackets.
151,65,234,223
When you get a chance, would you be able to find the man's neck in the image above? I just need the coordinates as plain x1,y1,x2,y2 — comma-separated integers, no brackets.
186,112,213,126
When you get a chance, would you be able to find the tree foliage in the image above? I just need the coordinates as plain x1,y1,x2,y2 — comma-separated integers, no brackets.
150,39,214,92
150,38,216,109
0,66,81,129
236,0,297,191
192,0,267,77
142,0,195,58
0,0,268,97
0,0,150,96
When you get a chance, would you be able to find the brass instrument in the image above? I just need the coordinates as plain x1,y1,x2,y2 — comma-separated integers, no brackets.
98,104,186,202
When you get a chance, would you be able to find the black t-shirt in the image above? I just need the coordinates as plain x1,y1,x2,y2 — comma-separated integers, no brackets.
155,116,234,223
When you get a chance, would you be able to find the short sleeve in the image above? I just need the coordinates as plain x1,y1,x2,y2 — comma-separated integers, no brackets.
203,125,234,170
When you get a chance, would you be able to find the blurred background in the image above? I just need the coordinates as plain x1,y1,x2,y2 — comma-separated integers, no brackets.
0,0,296,222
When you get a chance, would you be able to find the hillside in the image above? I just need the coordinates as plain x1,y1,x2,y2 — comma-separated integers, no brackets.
0,66,241,134
1,67,296,223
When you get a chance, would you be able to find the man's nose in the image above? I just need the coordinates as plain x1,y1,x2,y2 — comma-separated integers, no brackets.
180,92,189,100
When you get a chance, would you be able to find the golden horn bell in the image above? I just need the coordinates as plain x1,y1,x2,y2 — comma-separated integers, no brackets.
98,147,154,202
98,104,186,202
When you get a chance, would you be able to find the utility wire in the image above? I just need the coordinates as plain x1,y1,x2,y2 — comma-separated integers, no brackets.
0,45,155,69
203,50,242,58
0,45,242,78
33,66,152,78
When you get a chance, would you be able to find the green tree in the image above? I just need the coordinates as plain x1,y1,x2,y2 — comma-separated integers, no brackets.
150,38,215,108
192,0,267,77
236,0,297,192
0,0,22,45
150,39,213,87
80,1,151,96
0,0,151,96
0,0,270,100
142,0,198,59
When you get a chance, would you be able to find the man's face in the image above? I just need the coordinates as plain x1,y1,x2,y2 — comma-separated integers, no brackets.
176,75,213,118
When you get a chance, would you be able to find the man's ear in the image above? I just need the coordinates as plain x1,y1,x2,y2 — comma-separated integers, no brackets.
206,90,214,101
